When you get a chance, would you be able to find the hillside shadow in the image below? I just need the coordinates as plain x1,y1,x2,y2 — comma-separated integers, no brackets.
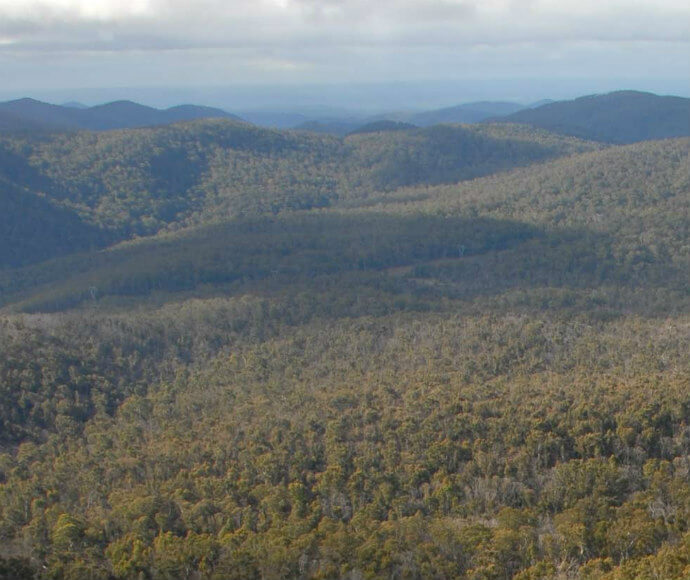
0,143,64,194
1,212,536,311
2,211,684,318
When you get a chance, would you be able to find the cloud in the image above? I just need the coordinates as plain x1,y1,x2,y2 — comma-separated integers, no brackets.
0,0,155,21
0,0,686,92
0,0,686,53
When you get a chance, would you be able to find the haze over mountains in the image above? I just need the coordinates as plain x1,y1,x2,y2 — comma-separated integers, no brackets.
494,90,690,144
374,101,527,127
0,98,242,132
1,90,687,145
0,89,688,275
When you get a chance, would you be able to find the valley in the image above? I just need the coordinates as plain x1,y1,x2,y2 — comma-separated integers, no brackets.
0,92,688,579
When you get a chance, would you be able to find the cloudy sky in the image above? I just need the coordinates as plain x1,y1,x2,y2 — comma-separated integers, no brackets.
0,0,688,109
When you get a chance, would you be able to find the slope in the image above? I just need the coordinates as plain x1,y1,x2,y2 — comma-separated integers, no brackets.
0,178,107,268
0,98,242,132
407,100,525,126
1,138,685,315
0,120,599,268
493,90,690,143
0,138,687,580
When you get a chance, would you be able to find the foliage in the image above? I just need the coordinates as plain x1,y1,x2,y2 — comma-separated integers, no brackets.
0,119,597,267
496,90,690,144
0,126,687,577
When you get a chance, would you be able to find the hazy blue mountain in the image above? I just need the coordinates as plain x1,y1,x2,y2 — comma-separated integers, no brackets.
406,101,526,126
528,99,555,108
0,98,243,131
75,100,241,130
0,110,60,132
239,111,311,128
164,104,242,123
294,119,363,136
61,101,89,109
77,100,168,130
347,120,418,135
0,98,83,129
493,91,690,143
364,101,526,127
293,117,416,136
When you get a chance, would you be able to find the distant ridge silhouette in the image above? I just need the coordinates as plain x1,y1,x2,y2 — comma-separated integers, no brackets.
491,91,690,143
0,98,244,131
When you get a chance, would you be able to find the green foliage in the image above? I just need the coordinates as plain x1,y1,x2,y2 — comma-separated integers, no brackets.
0,556,36,580
0,126,687,577
0,119,598,268
497,90,690,144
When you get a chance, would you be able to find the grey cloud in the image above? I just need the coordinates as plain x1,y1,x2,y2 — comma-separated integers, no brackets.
0,0,687,94
0,0,686,54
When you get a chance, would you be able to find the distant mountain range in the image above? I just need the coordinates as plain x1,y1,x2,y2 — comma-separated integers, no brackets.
0,98,243,132
404,101,526,126
289,91,690,144
493,91,690,143
1,91,688,144
293,119,363,136
288,102,526,135
239,111,311,129
347,120,418,135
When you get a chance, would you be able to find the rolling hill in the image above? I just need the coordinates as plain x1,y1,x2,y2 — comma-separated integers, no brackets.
406,100,525,126
0,98,243,132
0,120,599,269
493,90,690,143
1,137,685,314
292,102,527,135
0,113,687,579
0,178,107,268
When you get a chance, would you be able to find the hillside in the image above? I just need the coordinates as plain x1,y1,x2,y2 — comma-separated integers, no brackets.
494,90,690,143
346,120,418,135
295,102,527,136
1,138,685,314
0,98,242,132
294,119,364,136
0,110,61,133
0,127,687,578
0,178,107,267
406,101,525,126
0,121,599,268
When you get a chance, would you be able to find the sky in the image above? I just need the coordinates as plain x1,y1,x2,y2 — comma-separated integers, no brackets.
0,0,688,110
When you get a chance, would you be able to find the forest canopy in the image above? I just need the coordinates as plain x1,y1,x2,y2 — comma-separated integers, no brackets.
0,116,688,579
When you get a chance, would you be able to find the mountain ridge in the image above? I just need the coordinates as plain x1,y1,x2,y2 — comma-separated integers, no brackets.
0,98,244,131
0,119,600,270
0,98,687,579
492,90,690,143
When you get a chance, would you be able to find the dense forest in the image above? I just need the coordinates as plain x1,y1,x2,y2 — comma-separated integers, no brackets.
0,121,597,265
0,111,688,579
495,91,690,144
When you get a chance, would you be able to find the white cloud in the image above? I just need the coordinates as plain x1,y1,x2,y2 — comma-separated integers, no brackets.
0,0,155,20
0,0,687,48
0,0,686,90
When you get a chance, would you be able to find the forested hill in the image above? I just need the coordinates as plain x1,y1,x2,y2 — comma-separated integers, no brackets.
492,90,690,143
0,98,242,132
0,134,687,578
1,137,686,314
404,101,525,126
0,120,598,268
0,177,108,268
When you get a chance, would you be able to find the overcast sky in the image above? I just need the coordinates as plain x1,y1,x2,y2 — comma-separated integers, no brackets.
0,0,688,109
